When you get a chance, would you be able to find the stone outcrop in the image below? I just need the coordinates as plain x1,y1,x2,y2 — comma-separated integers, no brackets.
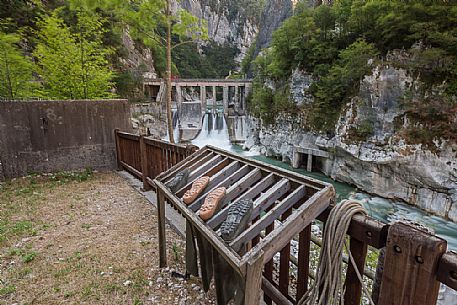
245,65,457,222
175,0,259,64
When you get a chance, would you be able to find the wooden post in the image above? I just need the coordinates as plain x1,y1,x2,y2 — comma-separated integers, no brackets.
378,222,447,305
114,129,123,171
157,189,167,268
244,251,264,305
297,225,311,301
140,136,151,191
344,237,368,305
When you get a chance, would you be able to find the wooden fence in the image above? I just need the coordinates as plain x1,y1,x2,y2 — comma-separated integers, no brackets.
114,129,198,190
115,132,457,305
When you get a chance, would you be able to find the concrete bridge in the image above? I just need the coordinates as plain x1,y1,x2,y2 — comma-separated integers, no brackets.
143,78,252,115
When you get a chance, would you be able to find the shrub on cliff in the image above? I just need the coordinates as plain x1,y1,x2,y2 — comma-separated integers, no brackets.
251,0,457,140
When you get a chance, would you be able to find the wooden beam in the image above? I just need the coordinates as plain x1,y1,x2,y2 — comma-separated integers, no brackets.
206,145,326,190
187,155,224,182
229,181,297,250
437,251,457,291
224,168,263,203
188,164,251,212
262,277,293,305
244,186,334,264
175,157,230,197
297,225,311,300
378,222,447,305
207,173,276,229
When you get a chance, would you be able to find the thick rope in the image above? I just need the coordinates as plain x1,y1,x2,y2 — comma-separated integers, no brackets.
298,200,375,305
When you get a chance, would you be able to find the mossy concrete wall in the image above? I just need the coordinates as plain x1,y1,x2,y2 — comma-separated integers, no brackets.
0,100,132,179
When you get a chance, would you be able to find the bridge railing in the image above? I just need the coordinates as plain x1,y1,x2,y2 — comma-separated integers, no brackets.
114,129,198,190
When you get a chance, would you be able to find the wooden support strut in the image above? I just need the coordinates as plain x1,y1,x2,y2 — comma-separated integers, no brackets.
378,222,447,305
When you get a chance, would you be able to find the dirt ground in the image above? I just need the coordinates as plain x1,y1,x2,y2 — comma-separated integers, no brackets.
0,171,216,305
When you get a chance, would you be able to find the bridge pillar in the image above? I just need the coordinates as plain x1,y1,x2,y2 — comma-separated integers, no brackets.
212,86,216,114
176,85,182,111
223,85,229,115
234,85,239,112
200,86,206,112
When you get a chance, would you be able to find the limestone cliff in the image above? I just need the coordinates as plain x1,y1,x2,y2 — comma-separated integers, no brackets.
175,0,260,64
245,63,457,222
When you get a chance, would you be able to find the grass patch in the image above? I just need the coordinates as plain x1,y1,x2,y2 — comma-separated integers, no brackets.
22,251,38,263
0,284,16,296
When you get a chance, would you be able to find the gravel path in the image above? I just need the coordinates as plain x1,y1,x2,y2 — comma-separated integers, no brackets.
0,171,216,304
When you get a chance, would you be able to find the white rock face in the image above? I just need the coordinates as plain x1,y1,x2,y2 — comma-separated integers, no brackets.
174,0,259,65
245,65,457,222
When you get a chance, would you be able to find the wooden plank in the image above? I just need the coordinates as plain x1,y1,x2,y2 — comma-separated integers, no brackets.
176,157,229,197
188,164,251,212
378,222,447,305
250,178,290,220
437,251,457,291
244,251,264,305
344,237,368,305
140,136,152,191
157,190,167,267
297,225,311,301
279,208,292,298
155,181,244,276
229,182,297,250
206,145,327,190
224,167,263,204
263,209,275,305
207,173,276,229
183,155,224,189
244,186,334,264
262,276,293,305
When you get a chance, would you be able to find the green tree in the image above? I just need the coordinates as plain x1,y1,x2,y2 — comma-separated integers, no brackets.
34,9,114,99
71,0,208,143
0,31,36,99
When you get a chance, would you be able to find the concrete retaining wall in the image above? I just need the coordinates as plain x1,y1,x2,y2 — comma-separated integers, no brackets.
0,100,131,179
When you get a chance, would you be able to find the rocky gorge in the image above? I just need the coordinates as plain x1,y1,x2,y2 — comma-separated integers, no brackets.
244,63,457,222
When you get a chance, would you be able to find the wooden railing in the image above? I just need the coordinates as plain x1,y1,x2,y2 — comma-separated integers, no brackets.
114,129,198,190
114,132,457,304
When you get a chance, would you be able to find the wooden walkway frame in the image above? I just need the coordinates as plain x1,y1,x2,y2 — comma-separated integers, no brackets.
153,145,335,303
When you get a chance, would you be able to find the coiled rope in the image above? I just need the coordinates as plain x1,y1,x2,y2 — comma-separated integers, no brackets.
298,200,375,305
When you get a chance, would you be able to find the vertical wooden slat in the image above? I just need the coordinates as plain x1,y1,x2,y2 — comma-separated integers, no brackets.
296,224,311,302
264,218,275,305
344,237,368,305
140,136,151,191
279,208,292,299
157,189,167,268
378,222,447,305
